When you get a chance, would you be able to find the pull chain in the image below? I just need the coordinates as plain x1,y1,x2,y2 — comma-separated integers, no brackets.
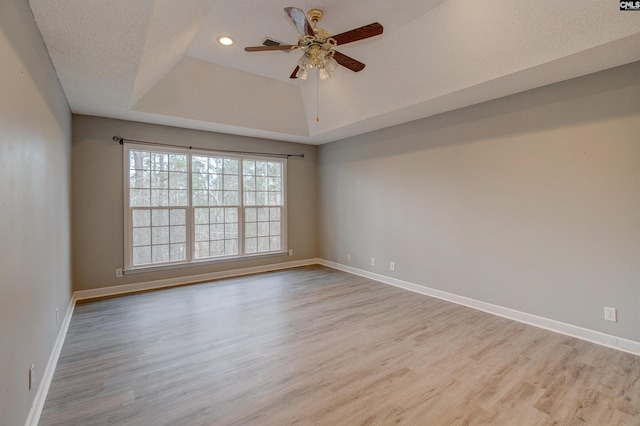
316,68,320,122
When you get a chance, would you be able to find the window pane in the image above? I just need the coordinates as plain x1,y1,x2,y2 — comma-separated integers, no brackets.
195,241,209,258
256,177,267,191
192,156,208,173
243,160,255,175
152,226,169,244
151,171,168,189
193,190,208,206
210,208,224,223
244,191,256,206
152,209,169,226
170,243,186,261
209,174,222,190
223,158,238,174
225,239,238,255
224,175,238,190
195,225,209,241
210,240,224,256
225,223,238,239
258,222,269,237
130,189,150,207
170,209,186,225
209,157,223,174
151,153,169,171
258,237,269,252
270,236,281,251
169,154,187,172
152,244,170,263
132,209,150,227
133,227,151,246
269,177,281,192
195,208,209,224
225,208,237,222
170,172,187,189
151,189,168,206
245,222,257,237
270,222,280,236
169,190,188,206
130,151,150,171
192,172,208,190
245,208,257,222
130,169,150,188
170,225,186,243
224,191,239,205
210,224,224,240
268,162,282,177
243,176,255,190
269,208,280,221
133,246,151,265
245,238,257,253
209,191,223,206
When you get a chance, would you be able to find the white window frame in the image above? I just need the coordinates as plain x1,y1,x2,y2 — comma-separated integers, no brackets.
123,143,288,272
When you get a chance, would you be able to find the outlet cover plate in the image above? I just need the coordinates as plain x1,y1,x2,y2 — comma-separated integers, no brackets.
604,307,617,322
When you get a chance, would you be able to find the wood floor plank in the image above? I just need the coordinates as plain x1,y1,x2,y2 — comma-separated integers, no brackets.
40,266,640,425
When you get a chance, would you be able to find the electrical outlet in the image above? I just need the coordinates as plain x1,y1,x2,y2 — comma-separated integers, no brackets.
56,308,59,324
371,257,375,266
115,268,123,278
29,364,34,391
604,307,617,322
347,254,351,261
288,249,293,256
390,261,395,271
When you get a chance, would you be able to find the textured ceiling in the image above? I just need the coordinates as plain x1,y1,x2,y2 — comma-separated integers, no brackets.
29,0,640,145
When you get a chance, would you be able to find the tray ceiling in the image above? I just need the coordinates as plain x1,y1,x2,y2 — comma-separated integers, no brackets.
29,0,640,144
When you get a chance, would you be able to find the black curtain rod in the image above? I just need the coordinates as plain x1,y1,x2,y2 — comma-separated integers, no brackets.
112,136,304,159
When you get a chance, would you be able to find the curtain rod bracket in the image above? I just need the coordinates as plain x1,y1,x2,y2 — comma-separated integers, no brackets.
112,136,124,145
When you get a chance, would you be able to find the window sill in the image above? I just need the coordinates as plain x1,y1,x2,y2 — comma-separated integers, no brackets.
124,251,290,275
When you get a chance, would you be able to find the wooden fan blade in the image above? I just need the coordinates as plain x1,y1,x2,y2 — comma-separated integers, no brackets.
284,7,314,36
333,23,383,45
244,45,297,52
290,66,300,79
333,51,365,72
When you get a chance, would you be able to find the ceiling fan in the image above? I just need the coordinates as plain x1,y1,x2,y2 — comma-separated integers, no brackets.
245,7,383,80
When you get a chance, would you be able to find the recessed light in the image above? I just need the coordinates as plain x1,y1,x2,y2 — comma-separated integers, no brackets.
217,36,234,46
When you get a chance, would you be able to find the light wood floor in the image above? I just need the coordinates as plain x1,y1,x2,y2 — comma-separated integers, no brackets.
40,266,640,425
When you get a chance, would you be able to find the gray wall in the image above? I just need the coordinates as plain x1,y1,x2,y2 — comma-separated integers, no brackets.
0,1,73,424
72,115,318,291
318,62,640,343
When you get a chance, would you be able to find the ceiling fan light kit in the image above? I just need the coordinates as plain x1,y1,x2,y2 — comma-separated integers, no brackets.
244,6,383,80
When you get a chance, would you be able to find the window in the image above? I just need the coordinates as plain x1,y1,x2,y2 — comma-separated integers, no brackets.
125,145,286,270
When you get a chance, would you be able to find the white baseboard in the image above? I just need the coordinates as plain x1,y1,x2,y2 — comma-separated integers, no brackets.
25,295,76,426
318,259,640,357
74,258,321,301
